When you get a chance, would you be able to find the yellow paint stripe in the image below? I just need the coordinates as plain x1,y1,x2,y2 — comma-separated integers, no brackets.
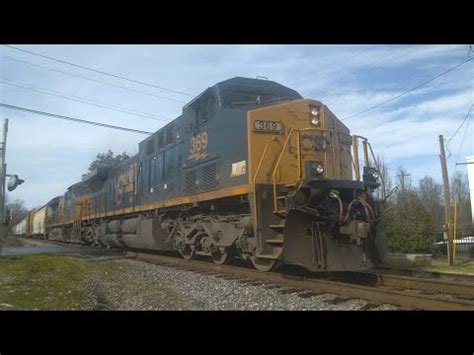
80,184,251,221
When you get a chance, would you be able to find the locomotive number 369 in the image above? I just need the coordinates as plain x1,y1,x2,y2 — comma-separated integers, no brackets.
190,132,208,154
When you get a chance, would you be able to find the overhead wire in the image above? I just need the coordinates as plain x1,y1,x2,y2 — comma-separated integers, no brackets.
1,55,188,104
0,77,172,122
3,45,194,97
0,102,153,135
454,112,473,166
305,46,376,91
447,104,474,143
314,46,406,95
341,56,473,121
319,46,422,99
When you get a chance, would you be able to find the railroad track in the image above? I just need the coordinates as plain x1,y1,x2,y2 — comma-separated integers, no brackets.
126,251,474,310
373,266,474,284
13,236,474,310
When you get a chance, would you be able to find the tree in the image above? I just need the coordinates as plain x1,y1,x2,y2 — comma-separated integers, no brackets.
451,171,472,231
373,154,392,202
6,199,28,227
83,150,129,178
417,175,444,231
385,192,435,254
395,166,412,201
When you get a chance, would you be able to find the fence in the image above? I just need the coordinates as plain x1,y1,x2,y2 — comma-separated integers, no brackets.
433,236,474,261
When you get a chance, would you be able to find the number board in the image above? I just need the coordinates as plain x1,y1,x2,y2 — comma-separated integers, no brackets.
253,120,283,133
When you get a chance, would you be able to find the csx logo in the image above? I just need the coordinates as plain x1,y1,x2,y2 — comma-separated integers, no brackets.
300,135,331,152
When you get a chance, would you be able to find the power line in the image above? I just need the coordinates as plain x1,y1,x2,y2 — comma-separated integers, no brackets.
314,46,404,97
342,57,473,121
0,103,153,135
447,104,473,142
319,46,424,102
4,45,194,98
302,46,376,92
0,78,172,122
454,114,472,165
1,55,188,104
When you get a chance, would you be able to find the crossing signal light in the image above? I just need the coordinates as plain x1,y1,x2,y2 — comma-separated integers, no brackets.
7,175,24,191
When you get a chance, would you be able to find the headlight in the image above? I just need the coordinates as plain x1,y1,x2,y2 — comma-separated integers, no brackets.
310,116,320,126
309,106,321,126
312,162,324,175
363,166,380,190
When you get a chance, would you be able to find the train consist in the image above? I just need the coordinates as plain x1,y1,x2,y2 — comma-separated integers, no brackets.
12,77,386,271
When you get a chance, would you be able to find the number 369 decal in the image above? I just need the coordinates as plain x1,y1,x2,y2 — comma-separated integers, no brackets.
190,132,208,153
188,132,209,161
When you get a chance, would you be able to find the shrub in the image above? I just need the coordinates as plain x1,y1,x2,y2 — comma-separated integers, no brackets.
385,193,436,254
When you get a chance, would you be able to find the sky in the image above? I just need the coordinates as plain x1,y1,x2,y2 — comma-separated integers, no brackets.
0,44,473,209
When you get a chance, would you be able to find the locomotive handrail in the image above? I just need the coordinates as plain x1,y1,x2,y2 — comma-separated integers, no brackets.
252,136,279,183
272,126,295,211
352,136,361,181
352,134,373,182
365,140,386,201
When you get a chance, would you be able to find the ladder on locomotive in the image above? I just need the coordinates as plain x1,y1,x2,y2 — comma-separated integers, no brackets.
253,126,336,259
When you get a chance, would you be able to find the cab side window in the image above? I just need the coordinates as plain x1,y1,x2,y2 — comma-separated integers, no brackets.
185,88,217,132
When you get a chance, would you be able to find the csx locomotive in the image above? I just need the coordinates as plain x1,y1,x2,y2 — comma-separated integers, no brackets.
13,77,387,271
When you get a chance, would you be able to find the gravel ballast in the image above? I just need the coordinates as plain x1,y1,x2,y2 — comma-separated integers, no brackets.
85,258,398,310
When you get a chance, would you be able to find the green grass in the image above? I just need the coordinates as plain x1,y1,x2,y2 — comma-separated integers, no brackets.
0,253,198,310
419,258,474,275
0,254,95,310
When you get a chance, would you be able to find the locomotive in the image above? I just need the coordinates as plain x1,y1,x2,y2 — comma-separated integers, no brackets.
13,77,386,272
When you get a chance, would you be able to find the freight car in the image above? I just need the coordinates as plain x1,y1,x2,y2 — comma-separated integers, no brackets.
24,77,387,272
11,196,60,238
12,217,27,236
11,210,34,237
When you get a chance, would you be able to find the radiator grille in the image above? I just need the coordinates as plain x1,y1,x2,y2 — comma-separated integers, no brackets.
201,163,217,191
184,170,197,194
183,162,218,195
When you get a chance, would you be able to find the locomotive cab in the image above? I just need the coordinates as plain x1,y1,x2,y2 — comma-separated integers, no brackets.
246,95,386,271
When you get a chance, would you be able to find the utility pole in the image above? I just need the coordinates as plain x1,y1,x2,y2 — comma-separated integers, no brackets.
439,135,453,265
398,170,411,194
0,119,8,250
396,167,410,204
0,119,8,225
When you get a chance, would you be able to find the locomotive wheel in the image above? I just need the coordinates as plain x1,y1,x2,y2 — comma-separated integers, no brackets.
180,244,196,260
250,256,277,272
211,246,230,265
83,227,94,244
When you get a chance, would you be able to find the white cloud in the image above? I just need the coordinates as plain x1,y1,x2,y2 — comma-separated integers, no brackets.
1,44,472,208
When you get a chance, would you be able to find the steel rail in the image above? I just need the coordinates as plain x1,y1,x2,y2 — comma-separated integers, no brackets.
374,273,474,299
127,251,474,310
15,237,474,310
373,267,474,284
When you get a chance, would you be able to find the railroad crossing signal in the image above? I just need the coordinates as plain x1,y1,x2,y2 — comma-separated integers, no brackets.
7,174,25,191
